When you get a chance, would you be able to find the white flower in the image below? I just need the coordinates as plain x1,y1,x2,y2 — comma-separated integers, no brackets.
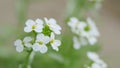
87,52,99,62
68,17,79,34
91,62,107,68
14,37,33,52
68,17,87,35
68,17,100,46
50,32,61,51
81,17,100,45
32,33,50,53
73,36,81,50
44,18,61,34
14,39,24,52
87,36,97,45
87,17,100,37
91,63,101,68
73,36,87,50
87,52,107,68
24,19,43,33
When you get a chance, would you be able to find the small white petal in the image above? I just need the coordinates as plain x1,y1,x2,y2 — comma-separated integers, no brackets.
49,18,57,24
39,45,48,53
87,17,100,37
23,37,32,43
26,19,35,26
34,25,43,33
24,43,32,48
78,22,87,30
32,43,40,51
51,29,61,35
87,37,97,45
24,26,32,33
50,24,61,31
35,18,43,25
55,24,62,30
73,37,81,50
51,44,59,51
50,32,55,39
91,63,101,68
54,40,61,46
87,52,99,61
14,39,22,46
70,17,79,23
16,45,24,52
44,17,49,24
80,37,87,46
36,34,44,40
43,36,50,44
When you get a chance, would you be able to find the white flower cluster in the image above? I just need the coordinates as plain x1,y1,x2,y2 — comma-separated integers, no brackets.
14,18,61,53
87,52,107,68
68,17,100,50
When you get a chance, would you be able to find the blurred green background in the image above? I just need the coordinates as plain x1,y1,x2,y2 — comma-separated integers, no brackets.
0,0,120,68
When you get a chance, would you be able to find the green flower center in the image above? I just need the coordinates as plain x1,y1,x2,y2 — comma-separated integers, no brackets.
84,26,90,32
50,39,54,44
39,41,43,45
32,25,36,29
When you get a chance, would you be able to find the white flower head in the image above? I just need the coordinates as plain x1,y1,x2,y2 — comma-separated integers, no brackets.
32,33,50,53
87,52,107,68
91,63,101,68
68,17,80,34
87,52,99,62
80,17,100,45
14,39,24,52
87,17,100,37
87,36,97,45
14,37,33,52
44,18,62,35
73,36,81,50
24,19,43,33
50,32,61,51
73,36,88,50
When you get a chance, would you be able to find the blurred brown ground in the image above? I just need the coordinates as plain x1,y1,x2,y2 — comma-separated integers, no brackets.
0,0,120,68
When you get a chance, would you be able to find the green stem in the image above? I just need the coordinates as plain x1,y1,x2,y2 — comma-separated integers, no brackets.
23,50,35,68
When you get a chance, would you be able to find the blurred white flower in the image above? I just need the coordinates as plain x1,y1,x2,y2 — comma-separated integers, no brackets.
44,18,62,34
50,32,61,51
73,36,88,50
24,19,43,33
68,17,100,47
68,17,87,35
87,17,100,37
81,17,100,45
14,39,24,52
87,52,107,68
32,33,50,53
87,52,99,62
68,17,80,34
73,36,81,50
14,37,33,52
91,63,101,68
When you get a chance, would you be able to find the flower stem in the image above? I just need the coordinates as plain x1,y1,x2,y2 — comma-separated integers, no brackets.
23,50,35,68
